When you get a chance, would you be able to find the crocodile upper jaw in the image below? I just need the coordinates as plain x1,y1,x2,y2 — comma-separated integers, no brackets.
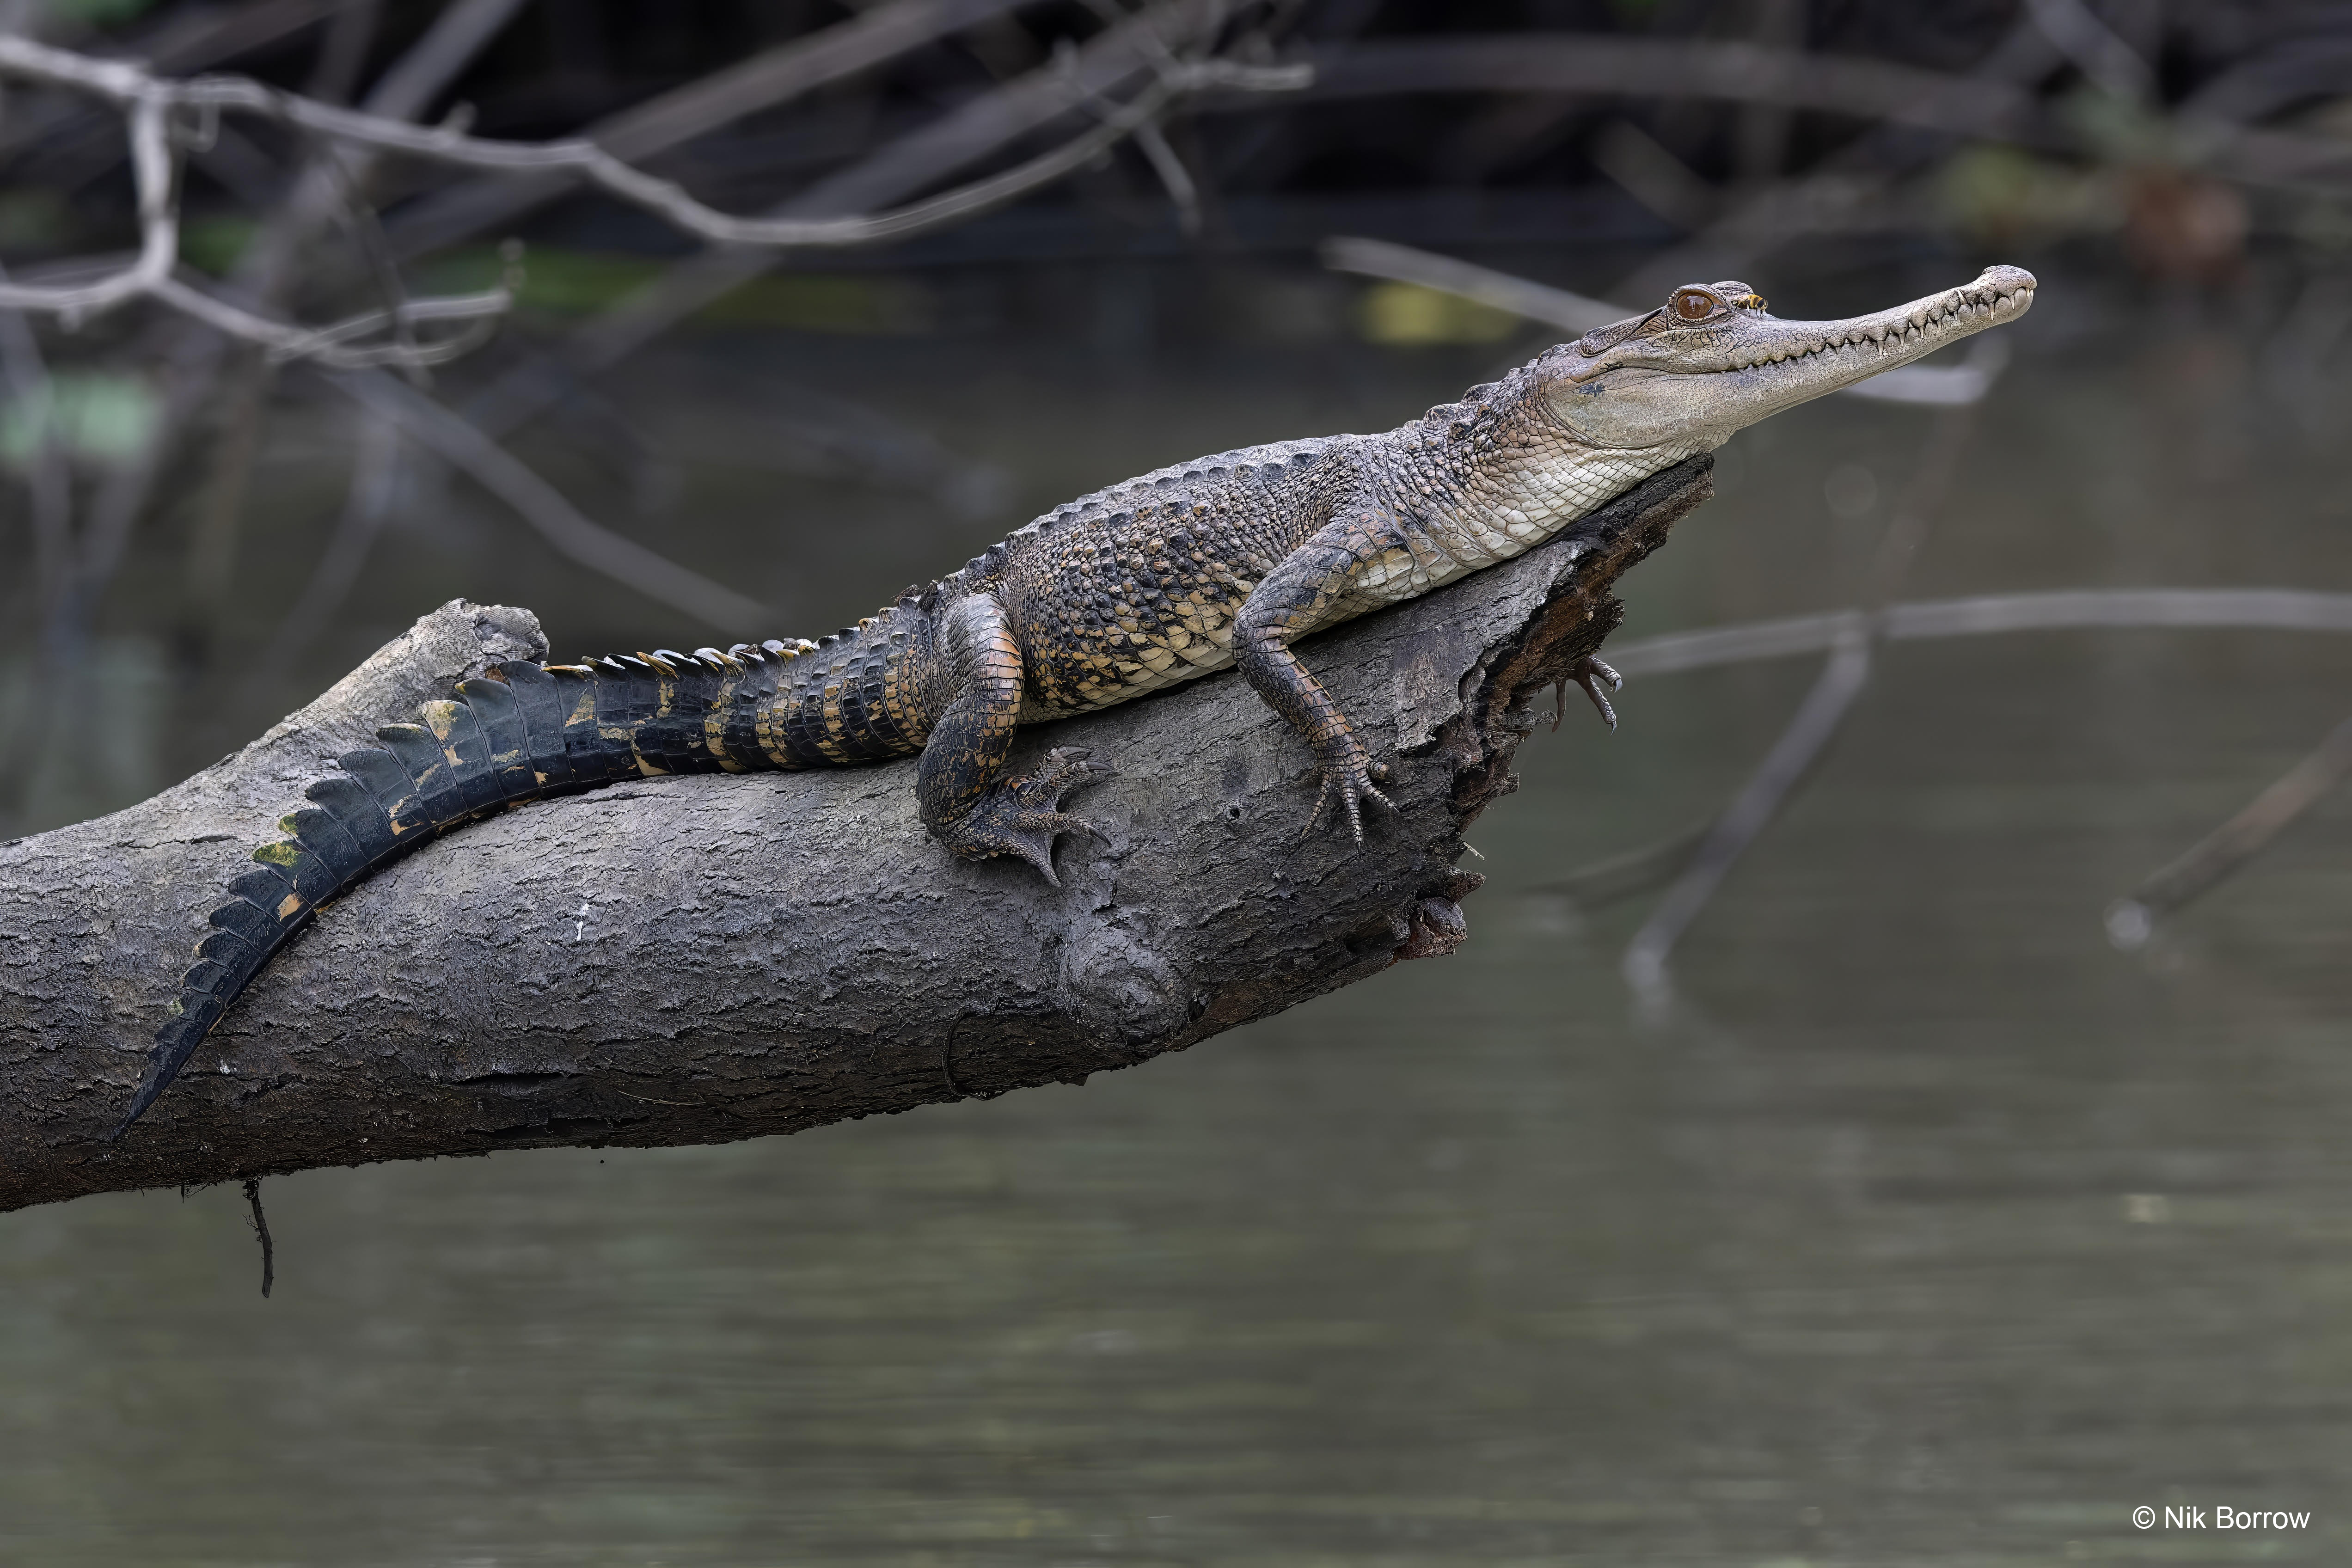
1549,266,2037,449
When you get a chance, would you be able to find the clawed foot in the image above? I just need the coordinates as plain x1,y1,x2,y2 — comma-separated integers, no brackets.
1303,739,1395,846
936,747,1115,886
1550,655,1623,733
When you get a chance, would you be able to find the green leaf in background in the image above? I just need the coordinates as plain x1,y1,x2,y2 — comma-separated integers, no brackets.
180,216,257,277
0,371,161,470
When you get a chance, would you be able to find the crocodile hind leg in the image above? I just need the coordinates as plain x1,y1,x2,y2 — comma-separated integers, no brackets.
918,592,1112,885
1233,508,1409,843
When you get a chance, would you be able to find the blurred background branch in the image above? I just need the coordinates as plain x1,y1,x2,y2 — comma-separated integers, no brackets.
0,23,1303,347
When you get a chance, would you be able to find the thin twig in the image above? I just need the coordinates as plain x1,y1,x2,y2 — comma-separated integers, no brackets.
241,1176,274,1298
1604,589,2352,679
2106,715,2352,950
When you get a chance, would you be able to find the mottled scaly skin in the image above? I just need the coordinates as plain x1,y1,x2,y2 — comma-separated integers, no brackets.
122,265,2039,1132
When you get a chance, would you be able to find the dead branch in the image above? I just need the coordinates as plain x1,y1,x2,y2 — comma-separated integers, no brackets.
2106,715,2352,950
0,26,1304,359
384,0,1051,259
0,457,1711,1213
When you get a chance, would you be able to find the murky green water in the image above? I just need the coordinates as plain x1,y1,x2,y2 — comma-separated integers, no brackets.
4,257,2350,1563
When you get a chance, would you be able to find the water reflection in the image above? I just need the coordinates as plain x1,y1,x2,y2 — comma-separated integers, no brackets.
2,261,2348,1564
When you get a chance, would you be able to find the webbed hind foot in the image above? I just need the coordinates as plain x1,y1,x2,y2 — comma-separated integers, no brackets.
932,747,1114,886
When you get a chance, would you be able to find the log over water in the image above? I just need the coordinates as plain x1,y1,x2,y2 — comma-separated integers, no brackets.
0,457,1711,1212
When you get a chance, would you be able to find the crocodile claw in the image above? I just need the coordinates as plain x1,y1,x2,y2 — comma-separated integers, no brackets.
1302,747,1394,846
1552,655,1623,733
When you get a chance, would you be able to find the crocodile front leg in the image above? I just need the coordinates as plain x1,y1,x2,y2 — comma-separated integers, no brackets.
918,592,1111,884
1233,507,1409,844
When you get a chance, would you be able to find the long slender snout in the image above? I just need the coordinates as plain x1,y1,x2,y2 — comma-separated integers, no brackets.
1709,265,2035,381
1549,265,2036,449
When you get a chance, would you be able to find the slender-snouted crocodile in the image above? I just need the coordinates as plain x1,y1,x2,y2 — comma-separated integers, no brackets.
116,264,2035,1135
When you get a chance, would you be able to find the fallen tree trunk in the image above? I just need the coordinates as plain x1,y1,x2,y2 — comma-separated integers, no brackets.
0,457,1711,1212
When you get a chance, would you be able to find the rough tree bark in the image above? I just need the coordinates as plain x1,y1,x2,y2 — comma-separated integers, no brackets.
0,457,1711,1212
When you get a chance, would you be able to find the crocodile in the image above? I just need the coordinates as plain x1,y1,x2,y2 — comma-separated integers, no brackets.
117,263,2035,1135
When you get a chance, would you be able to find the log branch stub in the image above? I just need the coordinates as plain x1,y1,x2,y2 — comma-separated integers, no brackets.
0,456,1711,1211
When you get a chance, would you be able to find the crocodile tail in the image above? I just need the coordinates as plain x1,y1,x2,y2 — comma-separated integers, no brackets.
113,642,809,1138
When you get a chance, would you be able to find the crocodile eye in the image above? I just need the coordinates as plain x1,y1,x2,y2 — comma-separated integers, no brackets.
1672,288,1720,322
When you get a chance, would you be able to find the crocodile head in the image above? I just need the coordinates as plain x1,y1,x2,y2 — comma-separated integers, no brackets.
1544,264,2036,449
